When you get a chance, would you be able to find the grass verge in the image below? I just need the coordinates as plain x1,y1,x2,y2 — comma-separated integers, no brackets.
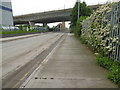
96,55,120,84
0,30,43,34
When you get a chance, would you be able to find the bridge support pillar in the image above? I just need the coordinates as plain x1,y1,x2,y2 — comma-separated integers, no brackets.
61,22,66,32
29,21,35,26
43,23,47,27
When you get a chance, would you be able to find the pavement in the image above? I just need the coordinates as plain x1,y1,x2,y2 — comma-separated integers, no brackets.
23,33,117,88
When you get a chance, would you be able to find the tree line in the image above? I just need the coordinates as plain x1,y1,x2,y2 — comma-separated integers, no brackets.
70,1,92,36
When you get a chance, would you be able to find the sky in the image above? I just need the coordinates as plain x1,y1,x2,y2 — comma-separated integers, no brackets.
11,0,110,16
10,0,109,27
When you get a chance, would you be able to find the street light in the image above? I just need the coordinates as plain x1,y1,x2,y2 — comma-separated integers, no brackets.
78,0,80,20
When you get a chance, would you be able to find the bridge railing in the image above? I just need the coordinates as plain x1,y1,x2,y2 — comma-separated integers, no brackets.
0,25,20,31
0,25,48,32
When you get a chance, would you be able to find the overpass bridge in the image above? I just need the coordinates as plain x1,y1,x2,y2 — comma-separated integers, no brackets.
14,8,71,26
14,5,101,26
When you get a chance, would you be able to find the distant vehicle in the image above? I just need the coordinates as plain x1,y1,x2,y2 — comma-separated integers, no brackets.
31,27,48,31
2,26,20,31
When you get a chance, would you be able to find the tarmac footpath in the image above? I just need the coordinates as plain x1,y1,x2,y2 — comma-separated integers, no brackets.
23,33,117,88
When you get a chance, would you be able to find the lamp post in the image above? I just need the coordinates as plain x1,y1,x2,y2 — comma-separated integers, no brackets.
78,0,80,20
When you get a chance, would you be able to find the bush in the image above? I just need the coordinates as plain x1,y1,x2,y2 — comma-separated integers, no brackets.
108,63,120,84
75,16,88,37
70,26,76,33
96,55,120,84
79,37,88,44
96,55,113,70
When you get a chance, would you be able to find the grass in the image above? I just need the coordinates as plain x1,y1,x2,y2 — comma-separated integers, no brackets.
96,55,120,84
0,30,48,35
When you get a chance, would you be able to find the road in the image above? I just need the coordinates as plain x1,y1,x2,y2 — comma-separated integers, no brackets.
1,32,64,88
1,33,117,88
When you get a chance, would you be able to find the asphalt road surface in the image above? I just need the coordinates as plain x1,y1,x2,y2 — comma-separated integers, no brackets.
1,32,64,88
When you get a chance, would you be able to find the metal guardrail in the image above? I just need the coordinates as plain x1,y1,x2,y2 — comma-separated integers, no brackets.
1,25,20,31
0,25,48,31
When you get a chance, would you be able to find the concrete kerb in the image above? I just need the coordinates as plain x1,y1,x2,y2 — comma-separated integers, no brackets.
0,33,44,42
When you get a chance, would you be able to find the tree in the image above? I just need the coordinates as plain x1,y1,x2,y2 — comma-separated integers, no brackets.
70,1,92,27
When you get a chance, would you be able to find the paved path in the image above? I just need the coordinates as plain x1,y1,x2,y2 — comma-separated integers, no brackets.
23,33,117,88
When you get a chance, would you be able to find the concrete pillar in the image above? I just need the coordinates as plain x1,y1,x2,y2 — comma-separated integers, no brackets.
61,22,66,31
29,21,35,26
43,23,47,27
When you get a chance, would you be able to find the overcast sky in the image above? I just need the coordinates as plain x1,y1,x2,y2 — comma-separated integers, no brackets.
10,0,110,27
11,0,109,16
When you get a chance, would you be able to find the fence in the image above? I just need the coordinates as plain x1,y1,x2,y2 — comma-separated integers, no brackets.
109,2,120,61
81,2,120,62
1,25,48,32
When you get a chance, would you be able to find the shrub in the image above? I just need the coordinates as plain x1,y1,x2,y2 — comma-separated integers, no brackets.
108,63,120,84
75,16,88,37
96,55,113,70
96,55,120,84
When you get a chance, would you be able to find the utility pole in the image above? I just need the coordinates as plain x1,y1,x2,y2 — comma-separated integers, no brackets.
78,0,80,20
64,5,65,9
